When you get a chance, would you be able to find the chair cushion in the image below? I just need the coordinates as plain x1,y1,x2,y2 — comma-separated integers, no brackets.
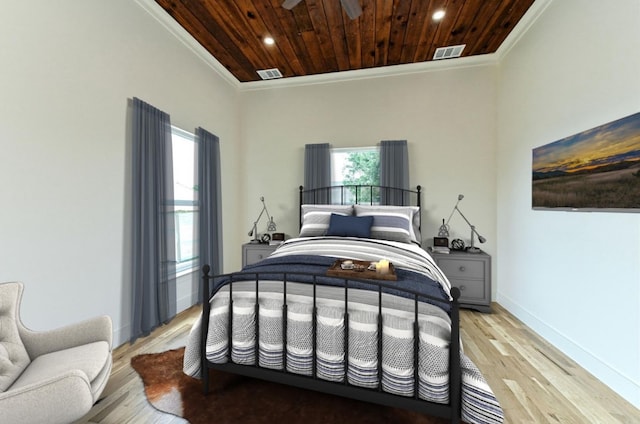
10,341,110,391
0,284,31,392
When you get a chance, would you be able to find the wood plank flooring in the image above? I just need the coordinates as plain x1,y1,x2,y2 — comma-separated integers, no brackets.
78,303,640,423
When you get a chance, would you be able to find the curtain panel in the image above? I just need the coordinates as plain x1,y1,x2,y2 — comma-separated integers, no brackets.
303,143,332,203
130,97,176,342
196,127,222,301
380,140,410,205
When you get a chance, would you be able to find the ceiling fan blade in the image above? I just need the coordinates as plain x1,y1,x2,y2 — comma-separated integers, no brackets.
282,0,303,10
340,0,362,19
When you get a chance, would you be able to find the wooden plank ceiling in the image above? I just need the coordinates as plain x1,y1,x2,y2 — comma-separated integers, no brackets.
154,0,536,83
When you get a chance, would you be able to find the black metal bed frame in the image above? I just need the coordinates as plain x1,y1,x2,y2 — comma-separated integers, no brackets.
298,184,422,235
198,185,463,423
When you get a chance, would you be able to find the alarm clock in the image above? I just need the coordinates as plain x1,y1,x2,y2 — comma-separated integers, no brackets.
433,237,449,247
260,233,271,244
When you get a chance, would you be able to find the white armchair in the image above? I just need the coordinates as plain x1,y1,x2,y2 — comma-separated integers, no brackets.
0,282,113,424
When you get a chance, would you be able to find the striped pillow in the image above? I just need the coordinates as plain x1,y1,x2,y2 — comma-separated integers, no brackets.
354,205,420,244
299,205,354,237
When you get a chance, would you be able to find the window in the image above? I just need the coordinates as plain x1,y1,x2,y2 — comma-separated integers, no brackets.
331,147,380,204
171,126,198,274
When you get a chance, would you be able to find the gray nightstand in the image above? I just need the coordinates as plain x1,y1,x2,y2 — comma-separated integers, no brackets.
429,249,492,313
242,243,278,267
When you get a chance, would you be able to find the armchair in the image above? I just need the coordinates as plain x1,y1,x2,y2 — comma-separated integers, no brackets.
0,282,113,424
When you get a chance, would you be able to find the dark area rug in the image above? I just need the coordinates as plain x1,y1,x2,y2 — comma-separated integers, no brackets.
131,347,450,424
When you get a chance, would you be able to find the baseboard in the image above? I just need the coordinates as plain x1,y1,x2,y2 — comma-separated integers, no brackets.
498,293,640,408
112,274,189,349
113,322,130,348
176,295,197,314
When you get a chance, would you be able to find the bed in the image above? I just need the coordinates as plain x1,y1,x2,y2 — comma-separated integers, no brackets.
183,185,503,424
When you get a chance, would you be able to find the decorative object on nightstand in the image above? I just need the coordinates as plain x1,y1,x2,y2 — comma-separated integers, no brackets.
433,219,450,253
451,238,465,251
445,194,486,253
430,249,492,313
431,239,450,254
430,245,450,254
270,232,285,245
248,196,277,244
437,218,449,237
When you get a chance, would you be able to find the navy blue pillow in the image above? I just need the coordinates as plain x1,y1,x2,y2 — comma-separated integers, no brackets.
326,213,374,238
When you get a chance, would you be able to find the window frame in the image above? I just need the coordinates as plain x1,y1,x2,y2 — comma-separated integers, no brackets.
171,126,199,276
330,146,381,204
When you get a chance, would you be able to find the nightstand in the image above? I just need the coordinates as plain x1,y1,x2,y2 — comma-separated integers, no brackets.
429,249,492,313
242,243,279,267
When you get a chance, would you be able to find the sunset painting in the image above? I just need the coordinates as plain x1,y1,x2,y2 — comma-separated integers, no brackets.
532,112,640,210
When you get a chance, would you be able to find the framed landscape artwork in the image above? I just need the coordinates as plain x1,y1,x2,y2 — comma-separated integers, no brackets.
532,111,640,211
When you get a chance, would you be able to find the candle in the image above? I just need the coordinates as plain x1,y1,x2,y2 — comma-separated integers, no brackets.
377,259,390,274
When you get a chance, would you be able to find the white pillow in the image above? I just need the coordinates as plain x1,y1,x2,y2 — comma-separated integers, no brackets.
299,204,354,237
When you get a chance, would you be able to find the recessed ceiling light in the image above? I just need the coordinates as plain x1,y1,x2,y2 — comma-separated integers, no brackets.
433,10,445,21
263,36,275,46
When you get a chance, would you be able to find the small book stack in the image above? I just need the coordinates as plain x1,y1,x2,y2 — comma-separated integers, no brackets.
430,246,450,254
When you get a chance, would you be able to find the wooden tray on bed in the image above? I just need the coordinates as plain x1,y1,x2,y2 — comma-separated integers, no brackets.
326,259,397,281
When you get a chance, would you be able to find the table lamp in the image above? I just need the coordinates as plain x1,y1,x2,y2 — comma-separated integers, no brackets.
445,194,486,253
248,197,277,243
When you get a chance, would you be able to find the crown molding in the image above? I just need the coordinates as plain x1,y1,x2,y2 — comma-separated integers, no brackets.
136,0,550,92
495,0,554,61
239,54,498,91
133,0,241,90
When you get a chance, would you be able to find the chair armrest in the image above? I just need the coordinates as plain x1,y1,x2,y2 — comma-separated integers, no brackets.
19,315,113,359
0,370,94,424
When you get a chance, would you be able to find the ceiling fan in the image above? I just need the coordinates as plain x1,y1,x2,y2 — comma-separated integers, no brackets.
282,0,363,20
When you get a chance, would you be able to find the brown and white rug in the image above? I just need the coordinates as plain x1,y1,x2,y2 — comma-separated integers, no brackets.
131,347,449,424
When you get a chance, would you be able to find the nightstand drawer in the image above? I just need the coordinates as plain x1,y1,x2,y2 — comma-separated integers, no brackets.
436,259,485,280
450,278,486,303
242,243,279,267
429,249,492,313
245,249,270,265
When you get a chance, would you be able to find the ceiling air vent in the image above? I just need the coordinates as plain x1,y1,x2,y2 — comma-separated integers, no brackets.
257,68,283,80
433,44,465,60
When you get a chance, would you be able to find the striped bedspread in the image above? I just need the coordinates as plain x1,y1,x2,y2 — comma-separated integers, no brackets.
183,237,503,424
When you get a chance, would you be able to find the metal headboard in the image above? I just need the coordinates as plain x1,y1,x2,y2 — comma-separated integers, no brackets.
298,184,422,233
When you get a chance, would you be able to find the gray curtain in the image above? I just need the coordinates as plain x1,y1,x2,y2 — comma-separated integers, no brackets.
304,143,331,203
196,127,222,300
380,140,410,205
130,97,176,342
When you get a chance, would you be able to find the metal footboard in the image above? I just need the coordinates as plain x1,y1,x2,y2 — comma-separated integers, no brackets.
200,264,462,424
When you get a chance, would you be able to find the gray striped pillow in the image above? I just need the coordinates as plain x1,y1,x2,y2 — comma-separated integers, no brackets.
354,205,419,244
299,205,353,237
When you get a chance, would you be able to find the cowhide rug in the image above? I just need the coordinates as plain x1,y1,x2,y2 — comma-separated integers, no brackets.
131,347,449,424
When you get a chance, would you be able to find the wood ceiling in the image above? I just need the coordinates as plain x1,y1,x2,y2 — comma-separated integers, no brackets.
154,0,536,83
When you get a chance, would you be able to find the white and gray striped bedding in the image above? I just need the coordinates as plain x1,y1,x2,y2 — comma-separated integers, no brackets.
183,237,503,424
270,236,452,294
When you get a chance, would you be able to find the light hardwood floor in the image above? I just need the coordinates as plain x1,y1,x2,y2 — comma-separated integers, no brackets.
78,303,639,424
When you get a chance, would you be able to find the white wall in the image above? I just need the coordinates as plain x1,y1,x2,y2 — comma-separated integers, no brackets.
497,0,640,407
239,66,498,294
0,0,241,347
